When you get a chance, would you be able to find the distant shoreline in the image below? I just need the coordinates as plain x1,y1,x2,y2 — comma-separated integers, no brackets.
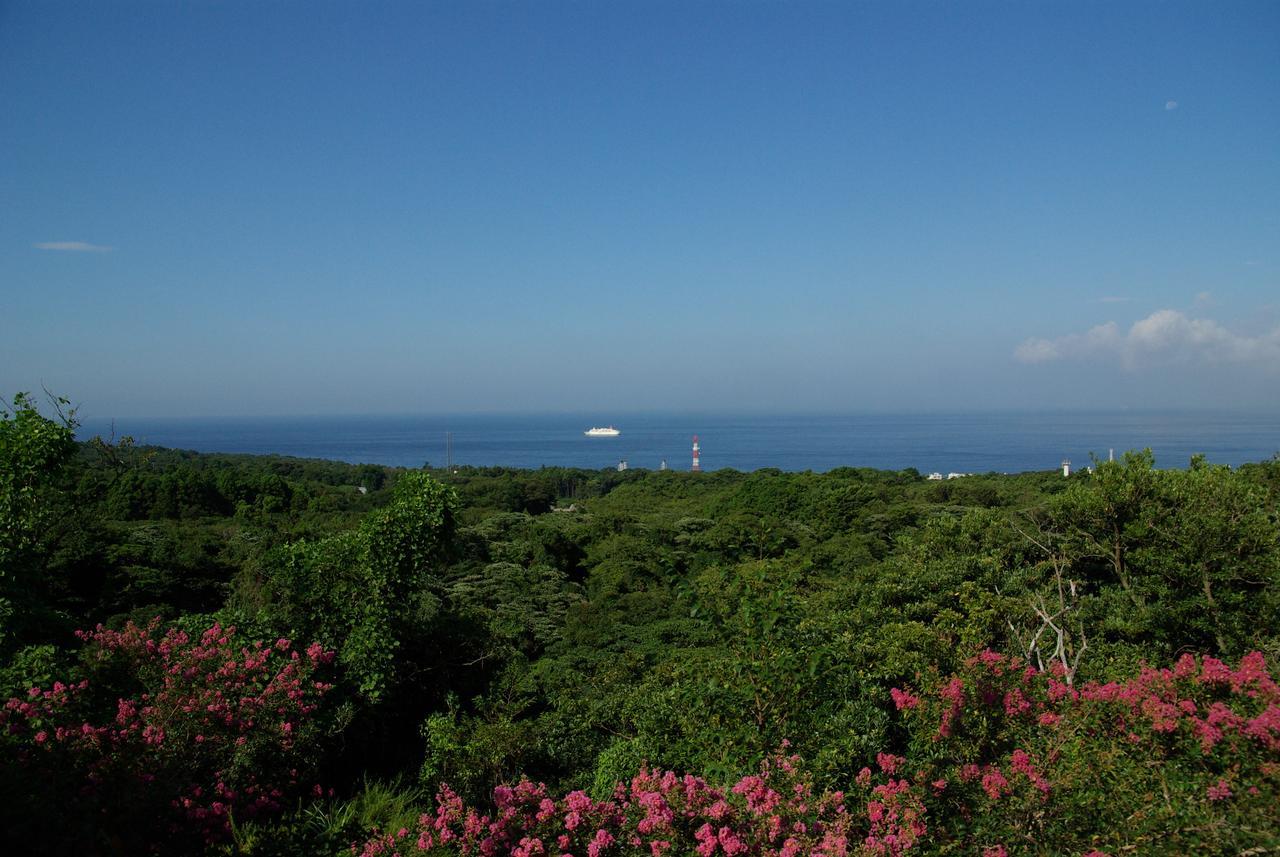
73,411,1279,475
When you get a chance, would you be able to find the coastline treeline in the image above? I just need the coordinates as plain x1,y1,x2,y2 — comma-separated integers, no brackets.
2,393,1278,855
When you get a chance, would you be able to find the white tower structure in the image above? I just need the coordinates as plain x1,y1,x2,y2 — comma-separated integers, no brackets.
1062,459,1071,477
692,435,701,472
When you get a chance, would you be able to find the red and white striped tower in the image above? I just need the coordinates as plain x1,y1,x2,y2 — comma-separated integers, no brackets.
691,435,701,472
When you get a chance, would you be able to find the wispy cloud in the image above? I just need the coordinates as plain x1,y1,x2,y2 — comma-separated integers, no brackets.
1015,309,1280,369
34,241,112,252
1165,100,1179,111
1016,322,1122,364
1097,296,1130,304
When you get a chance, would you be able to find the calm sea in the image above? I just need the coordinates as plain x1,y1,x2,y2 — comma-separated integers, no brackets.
75,412,1280,474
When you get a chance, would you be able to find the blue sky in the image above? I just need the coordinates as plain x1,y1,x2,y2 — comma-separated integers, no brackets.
2,1,1277,417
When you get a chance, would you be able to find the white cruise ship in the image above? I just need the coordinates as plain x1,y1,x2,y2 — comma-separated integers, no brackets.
584,426,621,437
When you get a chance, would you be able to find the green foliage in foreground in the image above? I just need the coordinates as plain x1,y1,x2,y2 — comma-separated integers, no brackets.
0,390,1277,854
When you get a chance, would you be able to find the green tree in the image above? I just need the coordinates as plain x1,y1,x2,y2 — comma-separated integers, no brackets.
0,393,78,650
1146,459,1280,654
1052,449,1159,607
247,472,459,701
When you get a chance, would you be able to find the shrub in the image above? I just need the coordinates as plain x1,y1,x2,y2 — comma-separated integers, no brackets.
357,651,1280,856
890,649,1280,854
0,619,335,854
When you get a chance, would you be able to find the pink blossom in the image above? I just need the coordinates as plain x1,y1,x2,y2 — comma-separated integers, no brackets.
587,828,615,857
1009,749,1050,796
937,677,966,739
694,822,718,856
980,767,1010,801
717,826,747,856
890,687,920,711
1003,688,1031,717
1207,779,1232,802
876,753,904,775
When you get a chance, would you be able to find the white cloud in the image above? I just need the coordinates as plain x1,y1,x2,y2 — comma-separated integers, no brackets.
1015,321,1120,363
1015,309,1280,369
34,241,112,252
1013,338,1059,363
1165,100,1179,111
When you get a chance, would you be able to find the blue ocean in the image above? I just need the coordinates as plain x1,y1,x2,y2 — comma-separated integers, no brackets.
75,411,1280,474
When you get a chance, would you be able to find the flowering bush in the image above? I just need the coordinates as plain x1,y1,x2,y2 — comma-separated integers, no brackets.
0,619,335,853
890,649,1280,854
359,742,933,857
357,651,1280,856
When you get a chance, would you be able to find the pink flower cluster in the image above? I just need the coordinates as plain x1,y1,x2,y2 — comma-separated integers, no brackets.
1077,652,1280,754
358,749,921,857
891,648,1280,815
0,619,335,845
349,649,1280,857
354,650,1279,857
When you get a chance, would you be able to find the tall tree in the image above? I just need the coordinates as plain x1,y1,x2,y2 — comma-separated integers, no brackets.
0,393,78,651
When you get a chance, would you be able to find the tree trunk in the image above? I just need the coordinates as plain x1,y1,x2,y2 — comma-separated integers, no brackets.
1201,569,1228,653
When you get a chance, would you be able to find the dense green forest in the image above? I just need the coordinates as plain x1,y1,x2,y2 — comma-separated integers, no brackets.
2,393,1278,856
